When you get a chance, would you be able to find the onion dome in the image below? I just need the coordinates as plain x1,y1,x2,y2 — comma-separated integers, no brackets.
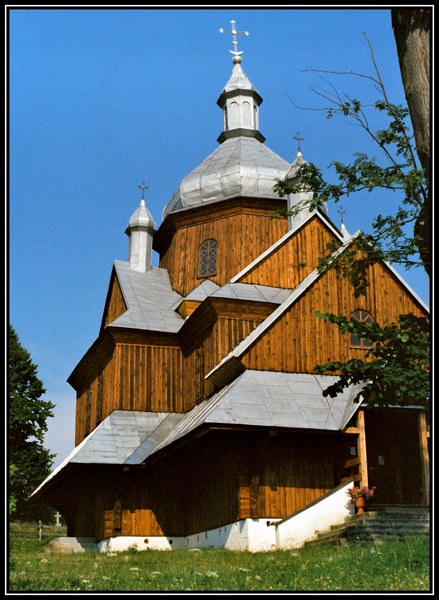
162,23,289,219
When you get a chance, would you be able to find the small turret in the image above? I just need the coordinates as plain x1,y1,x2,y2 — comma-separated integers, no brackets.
284,134,327,229
217,20,265,144
125,182,156,272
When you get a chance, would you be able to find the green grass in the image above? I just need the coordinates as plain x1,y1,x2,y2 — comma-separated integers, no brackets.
8,522,431,592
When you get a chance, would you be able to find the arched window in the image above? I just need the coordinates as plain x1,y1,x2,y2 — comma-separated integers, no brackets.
350,310,374,348
198,239,218,277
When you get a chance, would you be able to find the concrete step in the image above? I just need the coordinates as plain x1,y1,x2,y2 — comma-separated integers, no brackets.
43,536,99,554
305,508,430,548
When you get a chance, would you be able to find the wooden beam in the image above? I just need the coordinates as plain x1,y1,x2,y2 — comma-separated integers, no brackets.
344,456,361,469
342,427,360,434
357,409,368,488
341,474,362,483
418,411,430,505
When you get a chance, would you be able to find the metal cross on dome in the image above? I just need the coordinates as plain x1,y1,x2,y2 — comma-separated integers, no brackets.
138,181,148,200
338,206,346,224
220,20,249,57
294,132,304,152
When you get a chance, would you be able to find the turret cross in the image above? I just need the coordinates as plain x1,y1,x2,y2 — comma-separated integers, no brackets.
337,206,345,224
220,20,249,55
294,132,304,152
138,181,148,200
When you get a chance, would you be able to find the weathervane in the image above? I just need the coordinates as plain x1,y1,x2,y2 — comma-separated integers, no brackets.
138,181,148,200
220,20,249,62
294,132,304,152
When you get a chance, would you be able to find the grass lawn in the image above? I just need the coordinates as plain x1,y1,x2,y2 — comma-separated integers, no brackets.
8,522,431,593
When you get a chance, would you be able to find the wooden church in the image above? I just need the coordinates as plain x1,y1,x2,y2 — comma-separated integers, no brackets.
31,23,429,551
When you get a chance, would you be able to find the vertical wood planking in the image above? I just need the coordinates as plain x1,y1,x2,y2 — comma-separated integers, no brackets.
418,411,430,505
241,261,426,375
159,205,288,296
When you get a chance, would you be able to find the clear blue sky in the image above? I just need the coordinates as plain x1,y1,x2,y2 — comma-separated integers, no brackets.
8,6,430,469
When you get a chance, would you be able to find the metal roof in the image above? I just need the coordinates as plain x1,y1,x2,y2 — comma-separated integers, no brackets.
126,198,156,230
220,61,260,96
69,411,181,464
31,371,364,497
171,279,221,311
171,281,292,314
108,261,184,332
30,411,184,497
211,283,292,304
145,372,364,460
162,136,289,218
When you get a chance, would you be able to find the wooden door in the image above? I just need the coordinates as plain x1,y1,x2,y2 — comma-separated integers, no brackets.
365,410,424,505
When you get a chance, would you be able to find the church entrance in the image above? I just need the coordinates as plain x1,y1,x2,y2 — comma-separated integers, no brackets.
365,409,425,506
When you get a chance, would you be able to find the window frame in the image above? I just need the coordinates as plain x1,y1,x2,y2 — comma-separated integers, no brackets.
349,310,374,349
198,238,218,278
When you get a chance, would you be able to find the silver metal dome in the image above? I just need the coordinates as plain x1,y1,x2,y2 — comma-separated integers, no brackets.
163,136,289,218
162,40,290,220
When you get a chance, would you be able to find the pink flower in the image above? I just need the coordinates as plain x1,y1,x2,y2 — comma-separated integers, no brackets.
346,485,377,503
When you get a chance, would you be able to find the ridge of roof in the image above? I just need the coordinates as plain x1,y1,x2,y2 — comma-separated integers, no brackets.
211,282,292,304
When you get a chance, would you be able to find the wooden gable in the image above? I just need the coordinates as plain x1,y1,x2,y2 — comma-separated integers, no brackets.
234,214,340,289
239,260,427,375
100,267,127,332
206,244,428,392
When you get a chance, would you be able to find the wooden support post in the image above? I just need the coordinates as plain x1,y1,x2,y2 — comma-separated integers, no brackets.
357,410,368,488
418,411,430,505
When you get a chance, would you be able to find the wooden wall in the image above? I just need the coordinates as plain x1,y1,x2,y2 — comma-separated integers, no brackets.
101,271,127,331
64,429,342,539
236,216,337,288
155,198,289,297
73,330,183,445
180,298,274,406
240,261,427,374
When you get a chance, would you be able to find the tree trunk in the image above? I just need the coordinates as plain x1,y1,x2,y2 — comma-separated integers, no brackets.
391,8,431,276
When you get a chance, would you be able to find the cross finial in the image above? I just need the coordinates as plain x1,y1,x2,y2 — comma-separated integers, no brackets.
294,132,304,152
220,20,249,63
337,206,346,224
138,181,148,200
